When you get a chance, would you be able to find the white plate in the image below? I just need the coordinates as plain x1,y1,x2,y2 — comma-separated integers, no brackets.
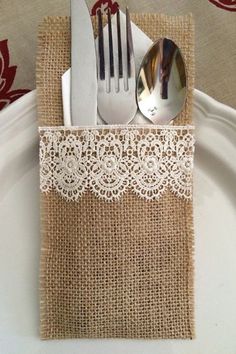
0,90,236,354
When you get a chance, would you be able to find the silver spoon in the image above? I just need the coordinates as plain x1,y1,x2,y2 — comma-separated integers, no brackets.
136,38,187,125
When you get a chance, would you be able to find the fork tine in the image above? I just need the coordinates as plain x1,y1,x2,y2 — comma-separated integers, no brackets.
107,9,114,78
126,7,134,78
97,9,105,80
116,9,123,78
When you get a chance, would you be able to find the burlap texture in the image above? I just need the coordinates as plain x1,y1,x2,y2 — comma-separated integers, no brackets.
37,14,195,340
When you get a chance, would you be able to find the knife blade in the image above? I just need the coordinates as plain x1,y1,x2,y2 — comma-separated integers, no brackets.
71,0,97,126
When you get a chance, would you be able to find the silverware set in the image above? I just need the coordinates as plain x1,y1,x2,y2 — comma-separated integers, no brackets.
70,0,187,126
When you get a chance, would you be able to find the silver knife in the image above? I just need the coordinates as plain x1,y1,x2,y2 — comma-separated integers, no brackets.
71,0,97,126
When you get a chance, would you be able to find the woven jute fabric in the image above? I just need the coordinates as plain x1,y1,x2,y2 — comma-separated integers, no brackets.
37,14,195,340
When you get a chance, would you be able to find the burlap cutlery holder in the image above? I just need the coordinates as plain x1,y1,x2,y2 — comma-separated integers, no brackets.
37,14,195,340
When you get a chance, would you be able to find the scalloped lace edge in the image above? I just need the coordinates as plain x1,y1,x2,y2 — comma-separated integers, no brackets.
39,126,195,202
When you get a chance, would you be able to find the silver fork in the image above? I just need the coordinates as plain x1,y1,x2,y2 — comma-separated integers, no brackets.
97,8,137,125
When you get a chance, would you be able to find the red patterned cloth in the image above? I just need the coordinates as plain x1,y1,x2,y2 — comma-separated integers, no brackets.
91,0,119,15
0,40,30,111
208,0,236,11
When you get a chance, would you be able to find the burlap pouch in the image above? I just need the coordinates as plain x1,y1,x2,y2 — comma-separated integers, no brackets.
37,14,195,340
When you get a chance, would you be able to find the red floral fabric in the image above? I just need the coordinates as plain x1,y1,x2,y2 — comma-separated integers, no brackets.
208,0,236,11
91,0,119,15
0,40,30,111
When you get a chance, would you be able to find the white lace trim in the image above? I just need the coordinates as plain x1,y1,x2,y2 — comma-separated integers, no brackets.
39,125,195,201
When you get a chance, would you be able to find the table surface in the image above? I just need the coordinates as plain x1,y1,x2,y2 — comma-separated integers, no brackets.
0,0,236,109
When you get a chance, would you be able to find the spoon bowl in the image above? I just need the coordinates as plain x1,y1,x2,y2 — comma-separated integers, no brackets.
136,38,187,124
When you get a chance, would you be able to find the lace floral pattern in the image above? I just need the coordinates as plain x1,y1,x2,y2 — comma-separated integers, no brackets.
39,126,195,201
